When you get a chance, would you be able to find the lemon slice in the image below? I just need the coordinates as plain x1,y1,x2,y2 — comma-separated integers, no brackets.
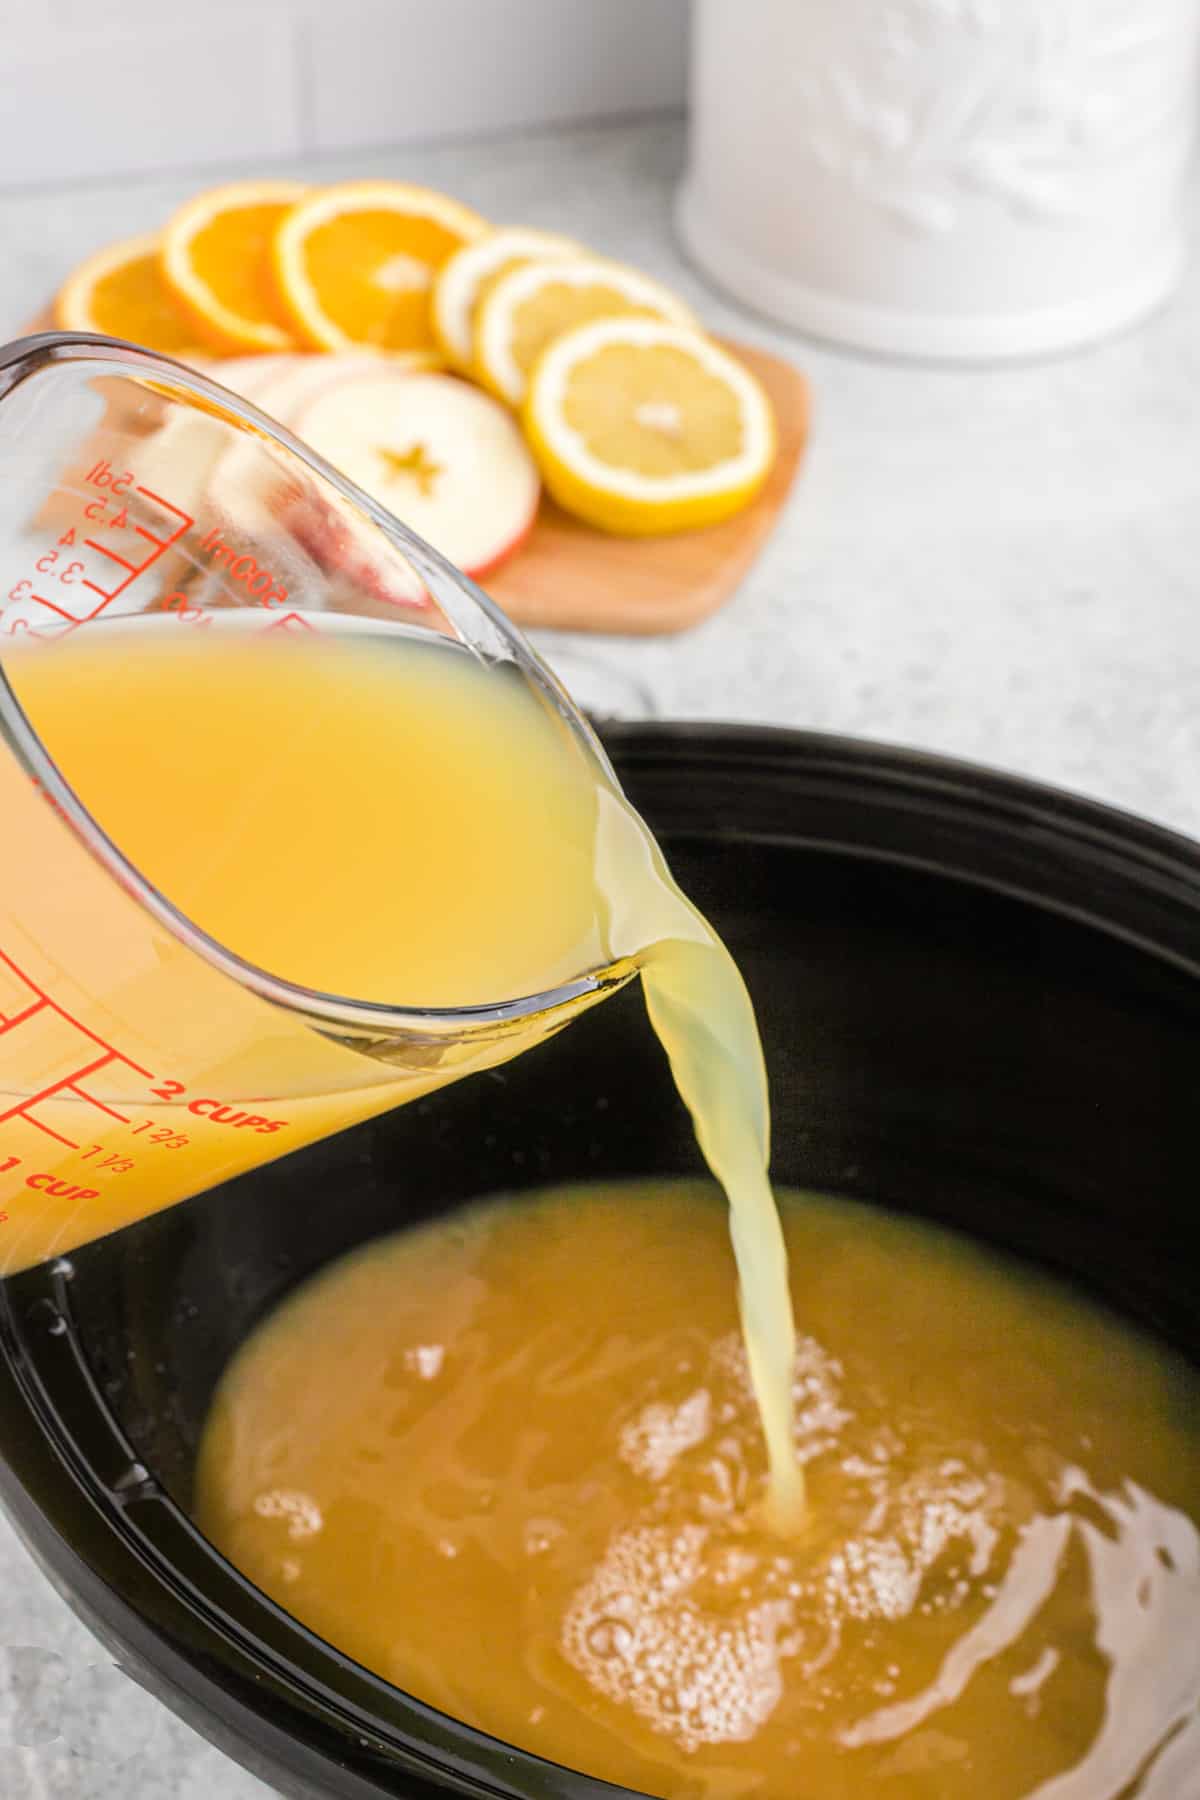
53,234,210,358
523,318,776,536
161,181,309,353
473,257,695,407
273,181,488,354
431,227,585,371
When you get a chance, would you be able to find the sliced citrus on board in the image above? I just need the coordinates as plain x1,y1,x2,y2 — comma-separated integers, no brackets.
161,181,308,353
523,318,776,537
273,182,487,354
53,234,209,357
432,227,585,371
296,371,540,578
473,257,696,407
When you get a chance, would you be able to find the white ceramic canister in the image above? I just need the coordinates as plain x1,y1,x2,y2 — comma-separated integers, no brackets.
677,0,1200,361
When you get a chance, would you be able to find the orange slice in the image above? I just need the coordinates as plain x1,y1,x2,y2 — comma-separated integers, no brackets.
272,181,488,353
162,181,308,354
53,234,209,358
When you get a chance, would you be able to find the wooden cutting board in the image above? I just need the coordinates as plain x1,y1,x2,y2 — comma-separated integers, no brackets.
20,311,808,636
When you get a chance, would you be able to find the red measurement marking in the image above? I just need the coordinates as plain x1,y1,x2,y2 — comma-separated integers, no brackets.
27,593,79,625
0,963,47,1036
74,482,194,619
0,948,155,1151
262,611,315,634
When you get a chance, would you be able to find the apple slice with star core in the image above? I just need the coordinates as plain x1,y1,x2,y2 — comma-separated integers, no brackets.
295,371,540,581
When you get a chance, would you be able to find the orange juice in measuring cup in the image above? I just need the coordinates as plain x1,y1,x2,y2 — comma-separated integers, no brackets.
0,334,634,1273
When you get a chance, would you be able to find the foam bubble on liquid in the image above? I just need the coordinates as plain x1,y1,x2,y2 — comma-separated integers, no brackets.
823,1535,925,1624
524,1517,568,1557
403,1344,445,1381
821,1464,1000,1626
620,1389,712,1483
561,1522,795,1751
252,1488,324,1542
791,1343,853,1461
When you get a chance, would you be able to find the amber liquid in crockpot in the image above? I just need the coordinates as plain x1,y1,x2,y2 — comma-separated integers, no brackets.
196,1178,1200,1800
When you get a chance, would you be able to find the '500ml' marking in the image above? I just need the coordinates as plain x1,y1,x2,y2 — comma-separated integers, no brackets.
196,526,289,608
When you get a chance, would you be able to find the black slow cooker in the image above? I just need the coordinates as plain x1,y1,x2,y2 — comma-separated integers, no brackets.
1,724,1197,1798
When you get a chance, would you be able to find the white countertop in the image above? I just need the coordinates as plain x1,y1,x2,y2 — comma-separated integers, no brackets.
1,116,1199,1796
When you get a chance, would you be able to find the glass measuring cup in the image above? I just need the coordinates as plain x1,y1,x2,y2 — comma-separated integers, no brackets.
0,332,634,1275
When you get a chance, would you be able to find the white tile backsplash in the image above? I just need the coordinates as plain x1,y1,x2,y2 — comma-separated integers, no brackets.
1,13,303,188
305,0,689,153
3,1,687,188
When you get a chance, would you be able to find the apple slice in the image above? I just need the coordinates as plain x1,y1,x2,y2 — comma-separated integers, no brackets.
147,356,306,527
204,353,393,541
243,351,421,431
202,356,437,611
294,371,540,582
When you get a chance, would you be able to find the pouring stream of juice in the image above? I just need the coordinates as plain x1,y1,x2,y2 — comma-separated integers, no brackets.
0,619,805,1529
